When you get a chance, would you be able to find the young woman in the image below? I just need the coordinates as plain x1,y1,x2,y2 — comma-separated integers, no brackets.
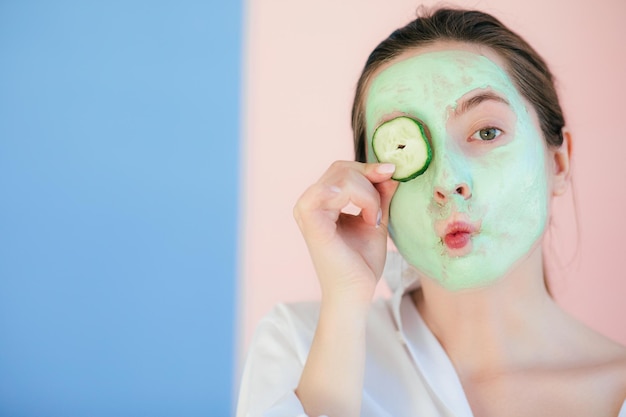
237,8,626,417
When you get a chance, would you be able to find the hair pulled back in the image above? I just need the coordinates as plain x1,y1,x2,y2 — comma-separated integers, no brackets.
352,7,565,162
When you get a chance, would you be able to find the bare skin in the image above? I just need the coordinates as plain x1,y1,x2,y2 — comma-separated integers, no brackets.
292,43,626,417
414,247,626,416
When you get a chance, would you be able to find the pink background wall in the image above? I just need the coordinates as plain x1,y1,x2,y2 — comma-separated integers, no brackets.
238,0,626,369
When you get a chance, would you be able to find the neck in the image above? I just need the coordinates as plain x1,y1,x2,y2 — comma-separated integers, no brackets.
413,244,560,378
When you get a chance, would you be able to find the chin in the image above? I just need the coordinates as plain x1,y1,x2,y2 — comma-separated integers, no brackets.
408,237,542,292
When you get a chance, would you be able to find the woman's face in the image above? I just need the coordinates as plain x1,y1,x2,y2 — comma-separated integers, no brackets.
365,43,553,291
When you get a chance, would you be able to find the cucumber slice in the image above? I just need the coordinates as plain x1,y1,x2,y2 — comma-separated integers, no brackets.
372,117,432,182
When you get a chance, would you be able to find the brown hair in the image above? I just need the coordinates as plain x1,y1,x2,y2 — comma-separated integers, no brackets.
352,7,565,162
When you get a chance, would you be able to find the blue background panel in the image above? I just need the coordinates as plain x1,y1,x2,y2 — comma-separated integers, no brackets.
0,1,241,415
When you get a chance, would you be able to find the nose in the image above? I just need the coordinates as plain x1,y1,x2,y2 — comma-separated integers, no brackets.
433,183,472,204
431,148,472,205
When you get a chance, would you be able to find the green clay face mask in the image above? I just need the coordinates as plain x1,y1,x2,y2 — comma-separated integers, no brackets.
365,49,550,291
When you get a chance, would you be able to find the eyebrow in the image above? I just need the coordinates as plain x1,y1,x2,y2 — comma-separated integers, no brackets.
454,92,510,117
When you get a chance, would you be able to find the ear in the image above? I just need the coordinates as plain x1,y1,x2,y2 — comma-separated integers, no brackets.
551,128,572,196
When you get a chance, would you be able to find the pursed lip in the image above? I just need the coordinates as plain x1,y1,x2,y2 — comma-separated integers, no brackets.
444,221,477,236
435,214,481,252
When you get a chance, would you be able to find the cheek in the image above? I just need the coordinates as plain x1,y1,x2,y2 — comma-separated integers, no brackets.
388,180,441,251
477,144,550,237
390,183,428,224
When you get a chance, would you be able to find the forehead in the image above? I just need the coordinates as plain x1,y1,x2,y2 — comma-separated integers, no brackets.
364,45,521,126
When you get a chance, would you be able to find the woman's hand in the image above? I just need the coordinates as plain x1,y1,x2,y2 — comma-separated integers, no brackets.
293,161,399,306
293,161,398,417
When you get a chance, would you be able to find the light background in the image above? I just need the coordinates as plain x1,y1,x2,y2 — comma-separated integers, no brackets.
239,0,626,378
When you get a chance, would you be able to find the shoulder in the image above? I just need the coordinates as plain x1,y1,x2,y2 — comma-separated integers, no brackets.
571,321,626,369
604,354,626,400
563,325,626,411
573,355,626,415
565,312,626,378
527,307,626,411
552,305,626,366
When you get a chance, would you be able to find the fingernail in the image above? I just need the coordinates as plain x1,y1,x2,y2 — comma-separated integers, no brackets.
329,185,341,193
376,208,382,228
376,163,396,174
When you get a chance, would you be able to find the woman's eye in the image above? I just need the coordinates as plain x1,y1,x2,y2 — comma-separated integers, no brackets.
471,127,502,141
